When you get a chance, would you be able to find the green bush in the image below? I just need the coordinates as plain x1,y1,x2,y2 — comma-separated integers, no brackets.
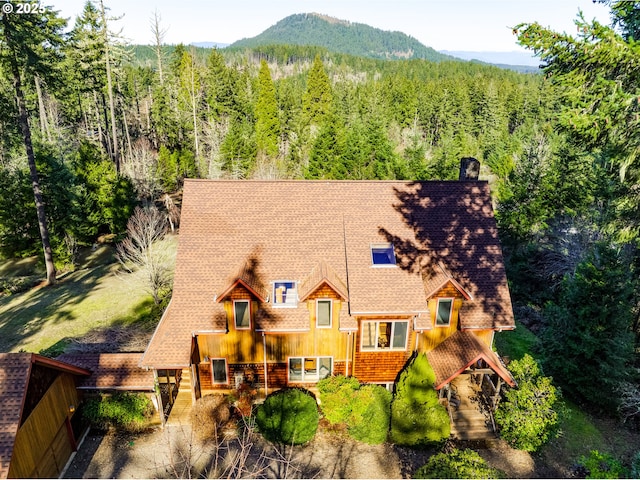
413,448,504,479
317,375,360,424
578,450,627,479
390,353,450,446
347,384,391,444
255,388,318,445
318,376,391,444
83,392,154,432
494,354,561,452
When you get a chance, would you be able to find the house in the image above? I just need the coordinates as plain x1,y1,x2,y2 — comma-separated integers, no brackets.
140,178,516,422
0,353,90,479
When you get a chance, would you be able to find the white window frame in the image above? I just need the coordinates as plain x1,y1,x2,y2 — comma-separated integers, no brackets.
371,242,396,267
288,356,333,383
211,358,229,385
233,299,251,329
316,299,333,328
360,320,409,351
272,281,298,307
435,298,454,327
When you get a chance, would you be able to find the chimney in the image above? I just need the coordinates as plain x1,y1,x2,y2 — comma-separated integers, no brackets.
459,157,480,181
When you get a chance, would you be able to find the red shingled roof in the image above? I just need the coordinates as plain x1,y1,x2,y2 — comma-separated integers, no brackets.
0,353,90,479
141,180,514,368
427,331,516,389
56,353,155,391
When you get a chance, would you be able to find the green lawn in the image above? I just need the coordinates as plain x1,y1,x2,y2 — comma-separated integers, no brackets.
0,235,177,354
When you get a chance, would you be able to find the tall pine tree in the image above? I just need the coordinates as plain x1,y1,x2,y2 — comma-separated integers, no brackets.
254,59,280,157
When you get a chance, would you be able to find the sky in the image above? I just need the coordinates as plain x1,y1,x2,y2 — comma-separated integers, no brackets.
50,0,612,53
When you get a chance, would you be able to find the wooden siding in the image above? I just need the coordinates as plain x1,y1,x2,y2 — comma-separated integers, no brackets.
199,360,348,395
8,373,79,479
417,291,464,352
199,293,349,364
353,316,414,383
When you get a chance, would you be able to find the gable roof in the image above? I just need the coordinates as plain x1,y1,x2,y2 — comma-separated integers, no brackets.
141,180,514,368
298,260,348,301
0,353,90,479
427,331,516,389
424,261,472,300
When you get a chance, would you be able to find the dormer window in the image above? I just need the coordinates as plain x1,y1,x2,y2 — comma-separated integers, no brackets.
316,299,332,328
273,281,297,307
234,300,251,329
436,298,453,326
371,243,396,266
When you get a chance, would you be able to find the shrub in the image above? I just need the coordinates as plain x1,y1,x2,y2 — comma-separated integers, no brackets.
317,375,360,424
578,450,627,479
413,448,504,479
390,353,450,446
494,354,561,452
255,388,318,445
83,392,154,432
347,384,391,444
191,394,231,440
318,376,391,444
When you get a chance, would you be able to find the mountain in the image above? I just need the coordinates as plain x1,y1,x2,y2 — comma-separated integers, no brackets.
228,13,455,62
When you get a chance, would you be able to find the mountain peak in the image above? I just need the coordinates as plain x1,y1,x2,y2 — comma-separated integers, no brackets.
229,13,453,62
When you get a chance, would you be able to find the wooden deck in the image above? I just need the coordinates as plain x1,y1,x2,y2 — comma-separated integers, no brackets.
448,375,496,441
166,368,193,426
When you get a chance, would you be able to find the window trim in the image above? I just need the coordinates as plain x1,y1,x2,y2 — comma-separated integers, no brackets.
370,243,397,267
288,356,333,383
360,320,409,351
211,358,229,385
233,299,251,330
435,298,454,327
272,280,298,308
316,299,333,328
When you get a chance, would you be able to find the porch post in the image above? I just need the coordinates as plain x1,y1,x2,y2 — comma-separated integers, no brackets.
262,332,268,397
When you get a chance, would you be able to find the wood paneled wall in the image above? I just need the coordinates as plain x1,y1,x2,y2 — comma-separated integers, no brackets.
9,373,79,478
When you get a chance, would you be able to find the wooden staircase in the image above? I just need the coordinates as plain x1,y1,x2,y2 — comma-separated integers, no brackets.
448,376,495,441
166,368,194,426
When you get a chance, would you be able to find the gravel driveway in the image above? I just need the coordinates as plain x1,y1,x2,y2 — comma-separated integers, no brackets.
63,423,545,479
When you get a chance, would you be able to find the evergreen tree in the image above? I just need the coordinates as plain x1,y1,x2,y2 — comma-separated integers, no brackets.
302,54,333,126
0,4,66,284
541,243,635,410
254,59,280,157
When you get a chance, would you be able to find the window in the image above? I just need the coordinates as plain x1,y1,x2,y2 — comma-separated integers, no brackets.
436,298,453,326
361,320,409,350
273,281,297,306
211,358,228,384
371,243,396,266
234,300,250,329
289,357,332,382
316,299,332,328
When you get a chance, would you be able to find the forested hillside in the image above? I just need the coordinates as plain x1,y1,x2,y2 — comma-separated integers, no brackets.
0,0,639,442
228,13,453,61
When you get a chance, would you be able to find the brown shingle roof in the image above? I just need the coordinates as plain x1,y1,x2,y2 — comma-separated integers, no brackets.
142,180,514,368
427,331,516,389
0,353,90,479
298,260,348,301
56,353,154,391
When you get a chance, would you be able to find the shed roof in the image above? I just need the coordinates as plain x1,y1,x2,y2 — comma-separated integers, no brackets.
56,353,155,391
141,180,515,368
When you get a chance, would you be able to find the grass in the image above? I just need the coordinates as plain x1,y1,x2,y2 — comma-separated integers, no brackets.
494,319,540,361
0,235,177,354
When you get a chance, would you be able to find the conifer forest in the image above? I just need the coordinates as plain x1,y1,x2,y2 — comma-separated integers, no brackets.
0,0,639,436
